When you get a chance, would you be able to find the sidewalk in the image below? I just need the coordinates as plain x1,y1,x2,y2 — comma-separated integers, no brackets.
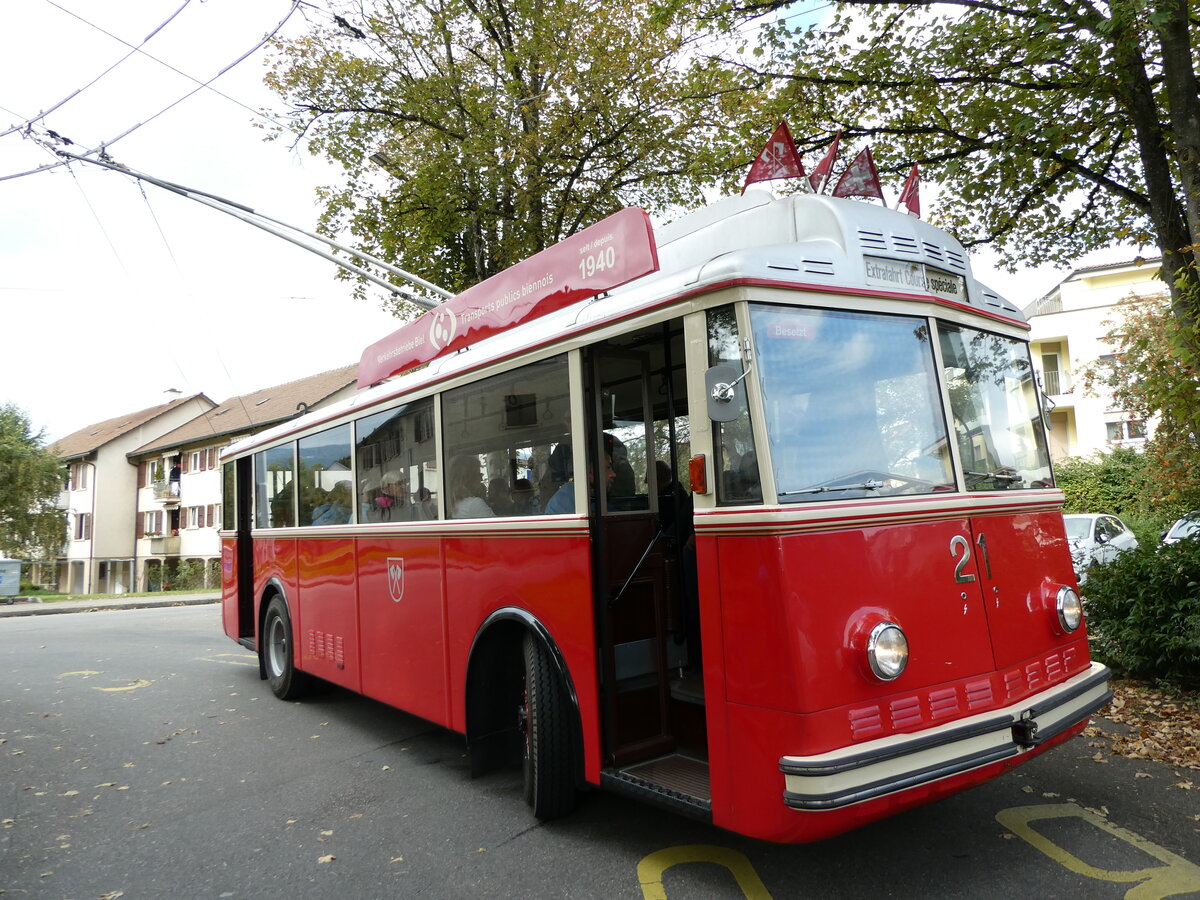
0,592,219,618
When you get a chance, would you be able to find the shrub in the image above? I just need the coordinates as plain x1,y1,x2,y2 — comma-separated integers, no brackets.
172,559,208,591
1055,447,1151,517
1082,538,1200,687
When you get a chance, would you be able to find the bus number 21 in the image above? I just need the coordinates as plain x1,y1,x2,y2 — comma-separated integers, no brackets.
950,533,992,583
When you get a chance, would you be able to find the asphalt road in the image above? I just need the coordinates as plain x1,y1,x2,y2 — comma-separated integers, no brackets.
2,605,1198,899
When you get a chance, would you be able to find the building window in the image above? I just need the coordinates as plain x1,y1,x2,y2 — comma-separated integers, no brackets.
74,513,92,541
69,463,89,491
1107,420,1147,442
144,510,164,536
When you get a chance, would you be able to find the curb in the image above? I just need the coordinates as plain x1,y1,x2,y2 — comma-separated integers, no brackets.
0,595,219,618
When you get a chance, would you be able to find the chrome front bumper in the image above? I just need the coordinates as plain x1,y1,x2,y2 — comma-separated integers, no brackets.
780,662,1111,810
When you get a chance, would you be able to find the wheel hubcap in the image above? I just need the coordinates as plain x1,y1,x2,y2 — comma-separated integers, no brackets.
267,617,287,677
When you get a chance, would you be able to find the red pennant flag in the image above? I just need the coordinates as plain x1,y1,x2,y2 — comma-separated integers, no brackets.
808,130,841,193
898,163,921,217
742,121,806,194
832,147,885,202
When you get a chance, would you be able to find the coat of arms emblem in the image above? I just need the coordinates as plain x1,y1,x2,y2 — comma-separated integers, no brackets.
387,557,405,603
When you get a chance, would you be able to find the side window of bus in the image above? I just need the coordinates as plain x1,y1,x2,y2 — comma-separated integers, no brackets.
707,306,761,505
254,444,296,528
442,354,571,518
355,398,438,522
298,424,354,526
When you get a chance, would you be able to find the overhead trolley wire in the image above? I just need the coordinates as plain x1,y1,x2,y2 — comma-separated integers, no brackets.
0,0,301,184
0,0,194,141
54,147,452,307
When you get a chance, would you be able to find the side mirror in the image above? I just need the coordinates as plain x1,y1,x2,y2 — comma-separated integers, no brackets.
705,364,748,423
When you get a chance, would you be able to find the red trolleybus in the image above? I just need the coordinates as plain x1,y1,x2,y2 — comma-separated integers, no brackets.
220,191,1110,842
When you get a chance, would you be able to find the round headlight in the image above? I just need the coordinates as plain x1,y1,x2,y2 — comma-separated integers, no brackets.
1057,585,1083,632
867,622,909,681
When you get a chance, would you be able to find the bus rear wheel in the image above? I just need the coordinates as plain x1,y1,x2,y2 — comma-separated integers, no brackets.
521,632,576,819
263,596,311,701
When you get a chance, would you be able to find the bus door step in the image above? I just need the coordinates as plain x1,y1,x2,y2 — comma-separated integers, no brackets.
601,754,712,821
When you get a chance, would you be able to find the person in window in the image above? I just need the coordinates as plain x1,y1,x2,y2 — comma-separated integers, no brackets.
487,477,515,516
511,477,539,516
359,474,381,521
654,460,693,541
448,456,495,518
412,485,436,520
312,481,352,525
544,442,614,515
372,470,412,521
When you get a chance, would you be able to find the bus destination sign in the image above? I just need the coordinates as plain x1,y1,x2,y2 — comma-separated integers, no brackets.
863,256,967,304
358,207,659,388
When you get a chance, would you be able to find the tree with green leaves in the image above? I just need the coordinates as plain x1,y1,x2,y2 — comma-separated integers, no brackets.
0,404,64,563
264,0,758,310
741,0,1200,351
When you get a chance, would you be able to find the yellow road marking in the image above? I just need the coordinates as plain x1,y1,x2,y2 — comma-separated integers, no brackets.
998,803,1200,899
638,846,773,900
196,653,257,668
93,679,153,692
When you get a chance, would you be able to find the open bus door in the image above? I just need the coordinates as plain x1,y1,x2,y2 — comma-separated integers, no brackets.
235,456,256,645
587,320,709,813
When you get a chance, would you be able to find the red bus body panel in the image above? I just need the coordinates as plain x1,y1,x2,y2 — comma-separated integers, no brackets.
356,535,449,725
698,499,1091,842
231,527,604,782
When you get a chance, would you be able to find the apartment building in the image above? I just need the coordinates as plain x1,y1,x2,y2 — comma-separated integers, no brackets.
48,394,216,594
127,365,359,592
1024,258,1166,461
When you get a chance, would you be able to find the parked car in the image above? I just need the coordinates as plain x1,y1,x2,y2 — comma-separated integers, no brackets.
1162,512,1200,545
1062,513,1139,583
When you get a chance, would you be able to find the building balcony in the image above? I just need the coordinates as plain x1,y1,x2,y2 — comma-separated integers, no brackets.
149,535,180,555
152,480,182,504
1043,369,1073,396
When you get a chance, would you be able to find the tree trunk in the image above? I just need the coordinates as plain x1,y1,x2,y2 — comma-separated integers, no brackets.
1156,0,1200,252
1109,0,1200,356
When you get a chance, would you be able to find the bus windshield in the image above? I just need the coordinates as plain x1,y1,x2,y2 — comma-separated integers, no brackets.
939,325,1053,491
751,306,953,501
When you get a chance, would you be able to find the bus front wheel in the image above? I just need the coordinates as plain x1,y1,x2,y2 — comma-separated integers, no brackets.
263,596,311,701
520,632,576,819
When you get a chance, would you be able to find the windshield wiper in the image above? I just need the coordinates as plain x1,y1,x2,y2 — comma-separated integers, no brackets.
965,470,1023,484
781,479,885,496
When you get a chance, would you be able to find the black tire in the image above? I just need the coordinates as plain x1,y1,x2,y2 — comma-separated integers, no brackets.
521,632,577,819
263,596,311,700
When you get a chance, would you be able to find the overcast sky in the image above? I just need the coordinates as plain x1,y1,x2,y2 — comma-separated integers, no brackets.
1,0,1112,444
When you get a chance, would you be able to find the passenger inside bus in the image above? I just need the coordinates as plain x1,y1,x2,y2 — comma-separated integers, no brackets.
511,478,539,515
724,450,761,501
487,477,514,516
377,470,412,519
543,442,615,515
448,455,495,518
311,481,352,525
